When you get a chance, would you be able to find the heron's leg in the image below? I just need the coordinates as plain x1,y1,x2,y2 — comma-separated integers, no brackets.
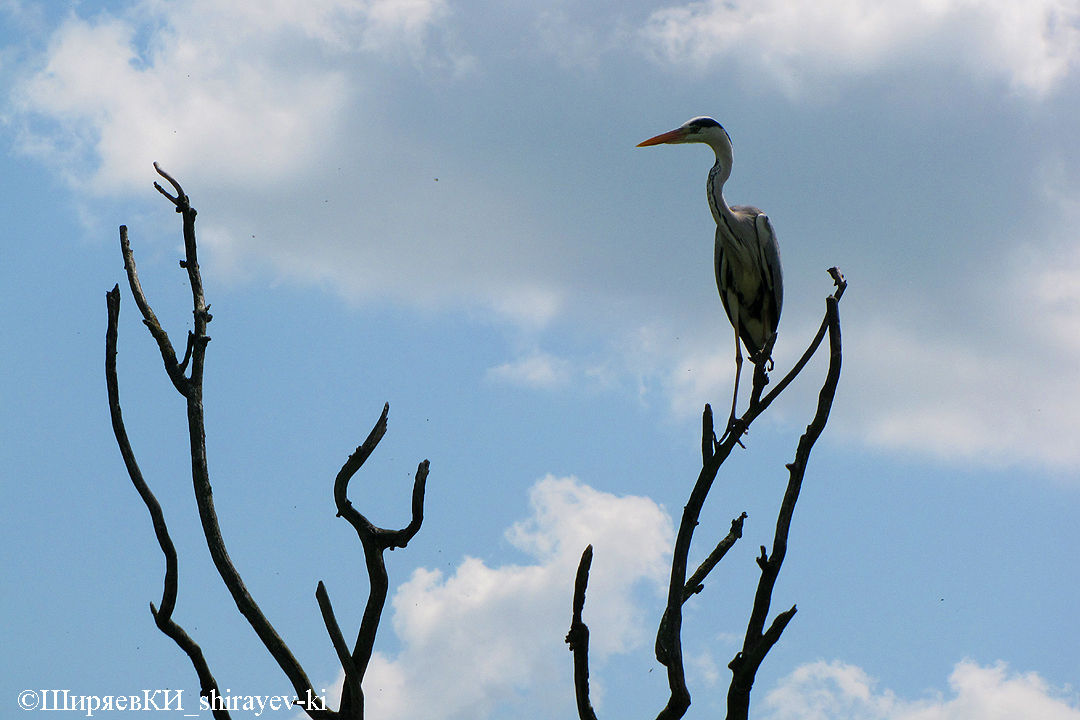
719,325,746,447
728,334,743,430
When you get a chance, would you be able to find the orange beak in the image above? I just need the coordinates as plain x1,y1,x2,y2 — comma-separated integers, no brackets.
636,128,687,147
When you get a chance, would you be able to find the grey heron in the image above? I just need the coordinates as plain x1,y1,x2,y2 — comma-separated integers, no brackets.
638,117,783,438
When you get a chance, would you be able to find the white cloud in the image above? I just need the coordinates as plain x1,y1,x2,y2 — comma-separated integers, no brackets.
361,475,673,720
491,287,564,328
839,317,1080,468
9,0,451,193
640,0,1080,96
487,352,573,389
6,0,1080,472
6,0,567,328
828,187,1080,469
761,659,1080,720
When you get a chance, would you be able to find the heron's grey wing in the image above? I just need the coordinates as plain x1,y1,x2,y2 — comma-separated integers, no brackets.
714,224,739,330
755,212,783,324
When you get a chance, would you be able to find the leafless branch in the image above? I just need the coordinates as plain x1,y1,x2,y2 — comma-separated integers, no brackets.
110,167,426,720
683,512,746,601
115,173,330,717
756,267,846,411
118,227,187,394
332,404,429,718
566,268,846,720
565,545,600,720
317,582,362,716
105,286,230,719
726,275,844,720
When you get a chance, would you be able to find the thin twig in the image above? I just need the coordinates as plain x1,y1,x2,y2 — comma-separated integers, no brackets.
118,227,187,394
756,267,846,410
683,513,747,600
120,170,330,719
106,286,230,720
316,582,362,716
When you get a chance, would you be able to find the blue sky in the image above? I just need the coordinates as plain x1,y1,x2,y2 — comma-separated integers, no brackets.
2,0,1079,718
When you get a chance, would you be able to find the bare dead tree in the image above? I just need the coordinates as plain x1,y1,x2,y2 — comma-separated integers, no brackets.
566,268,846,720
105,165,427,720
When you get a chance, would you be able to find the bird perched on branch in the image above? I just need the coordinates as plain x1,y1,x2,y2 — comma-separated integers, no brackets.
638,117,783,437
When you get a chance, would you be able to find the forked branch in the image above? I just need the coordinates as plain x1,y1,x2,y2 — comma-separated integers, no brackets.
567,268,846,720
331,404,429,718
726,276,844,720
106,286,229,719
108,166,428,720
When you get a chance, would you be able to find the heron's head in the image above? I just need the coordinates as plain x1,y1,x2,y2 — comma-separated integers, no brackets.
637,117,731,153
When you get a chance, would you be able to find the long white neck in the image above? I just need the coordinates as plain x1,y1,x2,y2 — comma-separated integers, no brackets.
705,143,733,225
